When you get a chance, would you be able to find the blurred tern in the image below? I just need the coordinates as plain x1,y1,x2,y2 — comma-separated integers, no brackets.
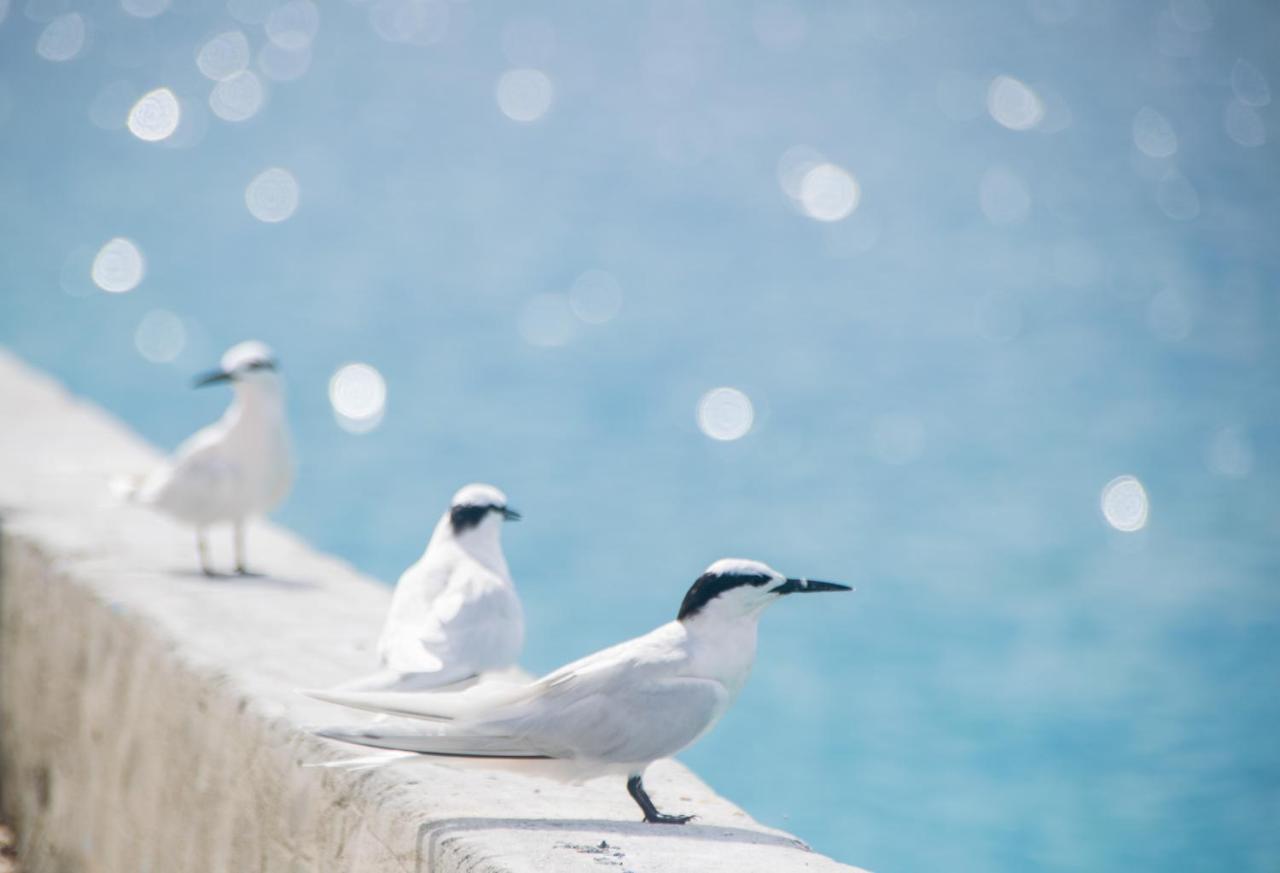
307,558,850,823
120,341,293,575
337,484,524,692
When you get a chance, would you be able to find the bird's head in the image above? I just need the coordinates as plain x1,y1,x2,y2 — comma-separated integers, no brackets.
194,341,281,394
448,483,521,537
677,558,851,623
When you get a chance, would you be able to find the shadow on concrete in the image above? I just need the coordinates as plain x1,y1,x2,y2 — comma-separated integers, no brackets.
414,816,810,872
166,568,319,590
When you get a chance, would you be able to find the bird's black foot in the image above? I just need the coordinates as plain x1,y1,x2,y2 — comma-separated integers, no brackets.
644,811,694,825
627,775,694,825
235,565,261,577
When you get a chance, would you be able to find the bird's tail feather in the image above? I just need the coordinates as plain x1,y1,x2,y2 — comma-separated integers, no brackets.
316,726,549,758
303,683,529,723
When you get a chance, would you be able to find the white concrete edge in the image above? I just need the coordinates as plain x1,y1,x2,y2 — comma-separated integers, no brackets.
0,348,867,873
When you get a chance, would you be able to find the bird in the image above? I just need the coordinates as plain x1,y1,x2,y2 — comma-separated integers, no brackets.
335,483,525,692
119,340,293,576
306,558,851,824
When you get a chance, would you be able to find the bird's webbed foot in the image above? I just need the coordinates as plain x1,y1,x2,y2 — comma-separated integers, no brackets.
627,775,694,826
644,811,695,825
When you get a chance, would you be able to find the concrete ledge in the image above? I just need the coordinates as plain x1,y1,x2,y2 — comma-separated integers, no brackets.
0,350,865,873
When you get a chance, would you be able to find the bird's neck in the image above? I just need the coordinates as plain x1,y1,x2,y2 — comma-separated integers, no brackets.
229,384,286,423
431,514,510,579
681,610,760,695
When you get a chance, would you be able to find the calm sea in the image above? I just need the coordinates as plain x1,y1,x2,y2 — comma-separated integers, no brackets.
2,1,1278,869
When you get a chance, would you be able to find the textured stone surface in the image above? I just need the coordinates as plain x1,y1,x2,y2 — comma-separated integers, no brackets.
0,350,866,873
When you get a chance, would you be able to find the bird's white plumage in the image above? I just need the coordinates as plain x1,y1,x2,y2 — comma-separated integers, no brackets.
309,562,782,775
310,558,852,821
126,341,292,572
339,483,523,692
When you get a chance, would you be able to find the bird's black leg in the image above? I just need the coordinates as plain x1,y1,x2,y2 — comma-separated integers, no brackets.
627,775,694,825
196,529,214,577
233,521,252,575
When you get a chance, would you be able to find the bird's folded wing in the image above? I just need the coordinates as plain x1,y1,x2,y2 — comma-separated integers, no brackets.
315,725,548,758
304,682,532,722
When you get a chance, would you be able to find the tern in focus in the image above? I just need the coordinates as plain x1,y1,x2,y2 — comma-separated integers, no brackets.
307,558,850,823
120,341,293,576
336,483,524,692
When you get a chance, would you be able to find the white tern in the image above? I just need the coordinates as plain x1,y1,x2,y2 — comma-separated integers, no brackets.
307,558,850,823
337,483,524,692
121,341,292,575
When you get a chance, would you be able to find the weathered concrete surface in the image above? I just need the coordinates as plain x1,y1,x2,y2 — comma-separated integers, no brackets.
0,349,866,873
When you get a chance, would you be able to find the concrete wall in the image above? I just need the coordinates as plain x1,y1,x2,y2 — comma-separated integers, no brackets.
0,351,865,873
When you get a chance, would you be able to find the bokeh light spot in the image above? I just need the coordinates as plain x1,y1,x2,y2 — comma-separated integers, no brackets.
370,0,449,45
134,309,187,363
91,238,145,293
979,166,1031,226
1132,107,1177,158
1156,171,1199,221
245,167,299,223
210,70,265,121
1100,475,1149,532
121,0,168,18
799,163,860,222
265,0,319,51
127,87,181,142
697,387,754,441
329,363,387,434
1206,427,1253,479
496,68,553,122
1230,59,1270,107
987,75,1043,130
197,31,250,81
35,12,84,62
519,293,575,347
1223,101,1266,148
1146,288,1192,342
569,269,623,324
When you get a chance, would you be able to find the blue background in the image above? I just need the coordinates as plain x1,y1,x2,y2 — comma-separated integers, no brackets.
2,1,1278,869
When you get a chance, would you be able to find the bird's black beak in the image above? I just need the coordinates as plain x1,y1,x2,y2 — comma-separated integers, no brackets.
776,577,853,595
501,507,522,522
193,369,234,388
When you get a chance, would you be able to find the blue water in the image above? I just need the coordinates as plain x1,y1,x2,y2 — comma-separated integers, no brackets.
3,1,1279,869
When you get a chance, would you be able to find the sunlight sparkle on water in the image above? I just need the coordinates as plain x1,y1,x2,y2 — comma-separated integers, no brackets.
1132,107,1177,158
329,363,387,433
245,168,299,223
134,310,186,363
697,387,754,441
1224,101,1266,148
265,0,319,51
987,75,1043,131
1207,427,1253,479
210,70,265,121
370,0,449,45
496,69,553,122
127,88,181,142
35,12,84,62
121,0,169,18
799,163,860,222
1101,475,1149,532
979,166,1031,226
1156,170,1200,221
569,269,623,325
91,238,145,293
197,31,251,81
1231,59,1270,107
519,294,576,347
